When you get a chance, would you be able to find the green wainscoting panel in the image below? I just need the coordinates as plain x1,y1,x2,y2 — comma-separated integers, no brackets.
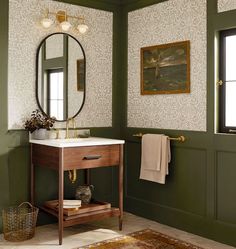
169,147,206,216
216,151,236,224
125,195,208,236
90,167,114,202
8,146,30,205
0,153,10,232
35,167,59,206
126,142,207,217
125,194,236,246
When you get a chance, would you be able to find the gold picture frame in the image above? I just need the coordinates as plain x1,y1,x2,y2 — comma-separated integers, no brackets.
141,40,190,95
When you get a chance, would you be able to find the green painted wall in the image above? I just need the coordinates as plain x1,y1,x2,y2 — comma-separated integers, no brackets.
122,0,236,247
1,0,236,247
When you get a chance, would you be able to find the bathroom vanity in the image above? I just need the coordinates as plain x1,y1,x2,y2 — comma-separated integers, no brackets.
30,137,125,245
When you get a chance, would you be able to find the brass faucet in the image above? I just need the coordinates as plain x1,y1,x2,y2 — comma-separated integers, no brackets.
55,129,60,139
66,118,77,139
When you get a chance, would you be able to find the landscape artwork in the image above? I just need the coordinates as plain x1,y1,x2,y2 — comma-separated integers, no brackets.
141,41,190,94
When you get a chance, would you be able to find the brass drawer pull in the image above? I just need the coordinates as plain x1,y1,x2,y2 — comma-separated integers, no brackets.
83,155,102,160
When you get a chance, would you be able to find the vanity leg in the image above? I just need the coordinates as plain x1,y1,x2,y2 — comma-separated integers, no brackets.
119,144,124,231
30,144,35,206
58,148,64,245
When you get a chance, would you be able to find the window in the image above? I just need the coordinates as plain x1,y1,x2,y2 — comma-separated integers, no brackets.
219,29,236,133
48,69,65,120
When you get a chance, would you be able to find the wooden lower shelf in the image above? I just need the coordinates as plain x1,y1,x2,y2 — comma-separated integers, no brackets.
40,206,120,228
44,200,111,216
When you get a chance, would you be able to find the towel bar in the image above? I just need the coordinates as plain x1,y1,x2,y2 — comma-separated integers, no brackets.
133,133,186,142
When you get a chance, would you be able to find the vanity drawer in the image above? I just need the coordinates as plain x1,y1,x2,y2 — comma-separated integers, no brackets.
63,144,120,170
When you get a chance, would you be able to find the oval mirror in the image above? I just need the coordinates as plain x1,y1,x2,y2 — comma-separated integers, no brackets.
36,33,86,121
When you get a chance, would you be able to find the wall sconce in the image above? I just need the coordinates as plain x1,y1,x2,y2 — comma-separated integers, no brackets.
41,9,89,34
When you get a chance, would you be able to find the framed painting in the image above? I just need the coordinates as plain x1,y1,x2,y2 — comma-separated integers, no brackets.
77,59,85,91
141,40,190,94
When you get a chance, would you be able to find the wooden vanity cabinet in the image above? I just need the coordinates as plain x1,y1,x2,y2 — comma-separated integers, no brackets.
30,142,124,245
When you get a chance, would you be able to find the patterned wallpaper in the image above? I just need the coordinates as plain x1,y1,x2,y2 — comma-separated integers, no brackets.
127,0,207,131
8,0,113,129
218,0,236,12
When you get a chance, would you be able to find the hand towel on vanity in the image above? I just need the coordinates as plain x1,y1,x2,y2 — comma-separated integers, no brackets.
140,134,171,184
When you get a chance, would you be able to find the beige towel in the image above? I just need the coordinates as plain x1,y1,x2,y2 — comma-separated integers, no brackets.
140,134,171,184
141,134,163,170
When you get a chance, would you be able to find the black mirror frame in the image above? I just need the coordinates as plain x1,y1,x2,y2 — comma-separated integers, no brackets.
35,32,86,122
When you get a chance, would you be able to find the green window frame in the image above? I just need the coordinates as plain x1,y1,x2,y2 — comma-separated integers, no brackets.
219,28,236,133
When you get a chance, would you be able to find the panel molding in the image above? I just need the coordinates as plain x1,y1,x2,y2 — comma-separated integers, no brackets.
125,195,206,218
215,150,236,224
125,195,236,247
124,128,211,150
125,143,207,216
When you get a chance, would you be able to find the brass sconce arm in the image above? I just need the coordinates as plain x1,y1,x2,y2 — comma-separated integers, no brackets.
40,8,88,34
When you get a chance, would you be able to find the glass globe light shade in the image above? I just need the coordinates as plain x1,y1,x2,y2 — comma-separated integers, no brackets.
60,21,72,31
77,24,89,34
41,18,53,29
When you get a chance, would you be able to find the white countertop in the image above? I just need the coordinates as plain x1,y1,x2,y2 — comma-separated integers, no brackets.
29,137,125,148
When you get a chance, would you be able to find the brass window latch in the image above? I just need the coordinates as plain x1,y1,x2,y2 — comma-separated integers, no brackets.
217,80,224,86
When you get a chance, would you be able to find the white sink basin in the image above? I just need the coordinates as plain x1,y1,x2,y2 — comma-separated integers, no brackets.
30,137,125,148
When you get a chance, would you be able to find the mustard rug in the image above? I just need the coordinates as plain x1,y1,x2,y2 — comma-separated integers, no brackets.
77,229,204,249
